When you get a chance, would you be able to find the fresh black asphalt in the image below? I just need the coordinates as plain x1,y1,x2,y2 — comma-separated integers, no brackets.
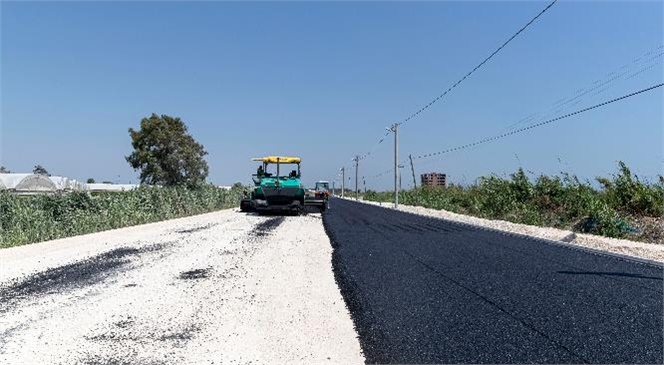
323,198,663,364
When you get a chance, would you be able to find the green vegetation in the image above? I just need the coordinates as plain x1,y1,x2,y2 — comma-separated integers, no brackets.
0,185,244,248
126,114,210,188
364,162,663,242
0,113,244,249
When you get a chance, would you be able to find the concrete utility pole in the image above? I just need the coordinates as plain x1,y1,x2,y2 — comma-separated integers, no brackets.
387,123,399,209
399,165,403,191
409,154,417,189
340,167,345,198
354,156,359,201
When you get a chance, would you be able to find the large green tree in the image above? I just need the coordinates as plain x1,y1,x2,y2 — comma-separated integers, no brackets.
126,114,209,187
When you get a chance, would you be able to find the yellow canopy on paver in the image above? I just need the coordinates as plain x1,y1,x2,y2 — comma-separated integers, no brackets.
251,156,301,164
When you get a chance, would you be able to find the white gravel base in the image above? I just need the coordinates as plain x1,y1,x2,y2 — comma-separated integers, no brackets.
350,198,664,263
0,209,364,364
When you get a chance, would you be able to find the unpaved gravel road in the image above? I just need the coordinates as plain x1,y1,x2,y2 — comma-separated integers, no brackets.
0,209,364,364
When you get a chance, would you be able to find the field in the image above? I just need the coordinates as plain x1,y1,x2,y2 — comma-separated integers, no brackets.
363,162,664,243
0,185,244,248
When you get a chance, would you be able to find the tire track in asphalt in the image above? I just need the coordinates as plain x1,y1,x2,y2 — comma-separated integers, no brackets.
323,198,663,364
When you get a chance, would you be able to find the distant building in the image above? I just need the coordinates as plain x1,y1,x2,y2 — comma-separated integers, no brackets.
420,172,447,188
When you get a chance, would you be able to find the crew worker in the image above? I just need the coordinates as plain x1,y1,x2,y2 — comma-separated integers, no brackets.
257,165,264,177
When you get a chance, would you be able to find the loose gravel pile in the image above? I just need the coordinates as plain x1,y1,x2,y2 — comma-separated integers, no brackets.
0,209,364,364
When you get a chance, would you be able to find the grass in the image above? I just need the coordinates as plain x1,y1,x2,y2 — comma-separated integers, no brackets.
363,161,664,242
0,185,244,248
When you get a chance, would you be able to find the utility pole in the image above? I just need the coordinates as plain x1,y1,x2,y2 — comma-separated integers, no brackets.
399,166,403,191
363,176,366,193
409,154,417,189
340,167,345,198
387,123,399,209
354,156,359,201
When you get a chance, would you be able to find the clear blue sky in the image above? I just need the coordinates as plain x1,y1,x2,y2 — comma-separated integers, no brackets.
1,1,662,189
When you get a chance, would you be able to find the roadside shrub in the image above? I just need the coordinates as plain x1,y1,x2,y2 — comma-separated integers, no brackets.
363,161,661,241
575,197,626,238
597,161,664,217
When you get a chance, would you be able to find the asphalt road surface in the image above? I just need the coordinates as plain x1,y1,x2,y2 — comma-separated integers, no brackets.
324,198,663,364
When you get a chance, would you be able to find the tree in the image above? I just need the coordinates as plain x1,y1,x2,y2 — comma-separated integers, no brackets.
126,114,209,187
33,165,50,176
0,166,10,173
87,178,96,184
232,182,244,189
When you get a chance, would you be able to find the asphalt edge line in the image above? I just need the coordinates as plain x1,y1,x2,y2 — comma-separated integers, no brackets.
340,198,664,269
320,210,381,364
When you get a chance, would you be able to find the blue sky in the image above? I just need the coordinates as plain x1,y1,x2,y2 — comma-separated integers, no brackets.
1,1,662,189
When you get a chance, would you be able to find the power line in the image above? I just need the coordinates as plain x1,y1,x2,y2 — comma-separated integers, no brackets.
499,45,662,134
365,44,663,180
413,83,663,159
351,0,558,164
368,82,663,179
398,0,558,127
357,130,391,162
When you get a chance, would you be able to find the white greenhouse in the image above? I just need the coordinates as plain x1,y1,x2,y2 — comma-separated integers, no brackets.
0,173,146,195
86,183,138,193
50,176,88,192
0,173,88,195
